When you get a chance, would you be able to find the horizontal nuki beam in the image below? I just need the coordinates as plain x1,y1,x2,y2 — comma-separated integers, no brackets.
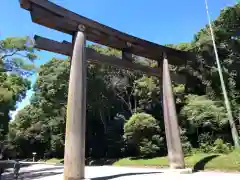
34,35,162,77
34,35,186,83
19,0,193,65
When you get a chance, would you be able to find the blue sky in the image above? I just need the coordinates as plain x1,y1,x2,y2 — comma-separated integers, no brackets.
0,0,236,118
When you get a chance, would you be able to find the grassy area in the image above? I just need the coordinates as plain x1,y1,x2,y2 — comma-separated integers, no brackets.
113,149,240,172
39,150,240,172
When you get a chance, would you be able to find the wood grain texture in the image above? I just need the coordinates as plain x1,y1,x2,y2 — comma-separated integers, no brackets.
162,57,185,169
64,31,86,179
19,0,31,10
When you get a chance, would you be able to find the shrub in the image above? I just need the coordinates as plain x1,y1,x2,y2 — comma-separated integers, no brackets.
180,95,228,131
198,133,215,153
180,129,193,155
198,133,233,153
211,139,233,154
139,137,163,157
124,113,164,157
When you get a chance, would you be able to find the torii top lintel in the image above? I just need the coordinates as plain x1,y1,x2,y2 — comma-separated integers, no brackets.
19,0,191,65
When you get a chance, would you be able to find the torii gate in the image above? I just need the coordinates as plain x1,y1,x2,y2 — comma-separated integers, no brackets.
19,0,192,179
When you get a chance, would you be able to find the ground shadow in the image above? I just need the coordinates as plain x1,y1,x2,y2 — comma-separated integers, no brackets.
0,162,33,175
91,172,162,180
2,166,63,180
130,156,156,160
20,166,63,174
3,171,62,180
85,158,119,166
193,155,219,172
50,158,119,166
20,163,36,168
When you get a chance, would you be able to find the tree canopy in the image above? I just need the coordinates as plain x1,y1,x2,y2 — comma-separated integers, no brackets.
0,36,37,157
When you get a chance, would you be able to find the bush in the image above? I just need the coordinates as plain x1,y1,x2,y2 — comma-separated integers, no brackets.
198,133,233,153
198,133,214,153
180,95,228,130
139,137,162,157
211,139,233,153
124,113,164,157
180,129,192,155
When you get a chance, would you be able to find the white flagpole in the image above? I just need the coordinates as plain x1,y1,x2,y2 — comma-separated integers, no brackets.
204,0,240,147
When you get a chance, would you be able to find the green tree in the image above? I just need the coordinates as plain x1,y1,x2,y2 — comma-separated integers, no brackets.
124,113,164,157
181,95,228,132
0,36,37,76
0,37,37,157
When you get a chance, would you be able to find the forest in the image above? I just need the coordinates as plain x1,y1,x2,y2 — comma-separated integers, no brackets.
1,3,240,165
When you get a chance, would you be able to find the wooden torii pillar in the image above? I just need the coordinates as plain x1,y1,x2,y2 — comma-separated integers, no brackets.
162,54,185,169
19,0,191,179
64,25,87,179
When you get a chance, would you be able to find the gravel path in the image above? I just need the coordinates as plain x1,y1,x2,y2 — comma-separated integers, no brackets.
2,164,240,180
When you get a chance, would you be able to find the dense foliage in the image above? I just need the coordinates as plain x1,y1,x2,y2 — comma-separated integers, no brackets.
2,3,240,159
124,113,164,157
0,37,36,157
